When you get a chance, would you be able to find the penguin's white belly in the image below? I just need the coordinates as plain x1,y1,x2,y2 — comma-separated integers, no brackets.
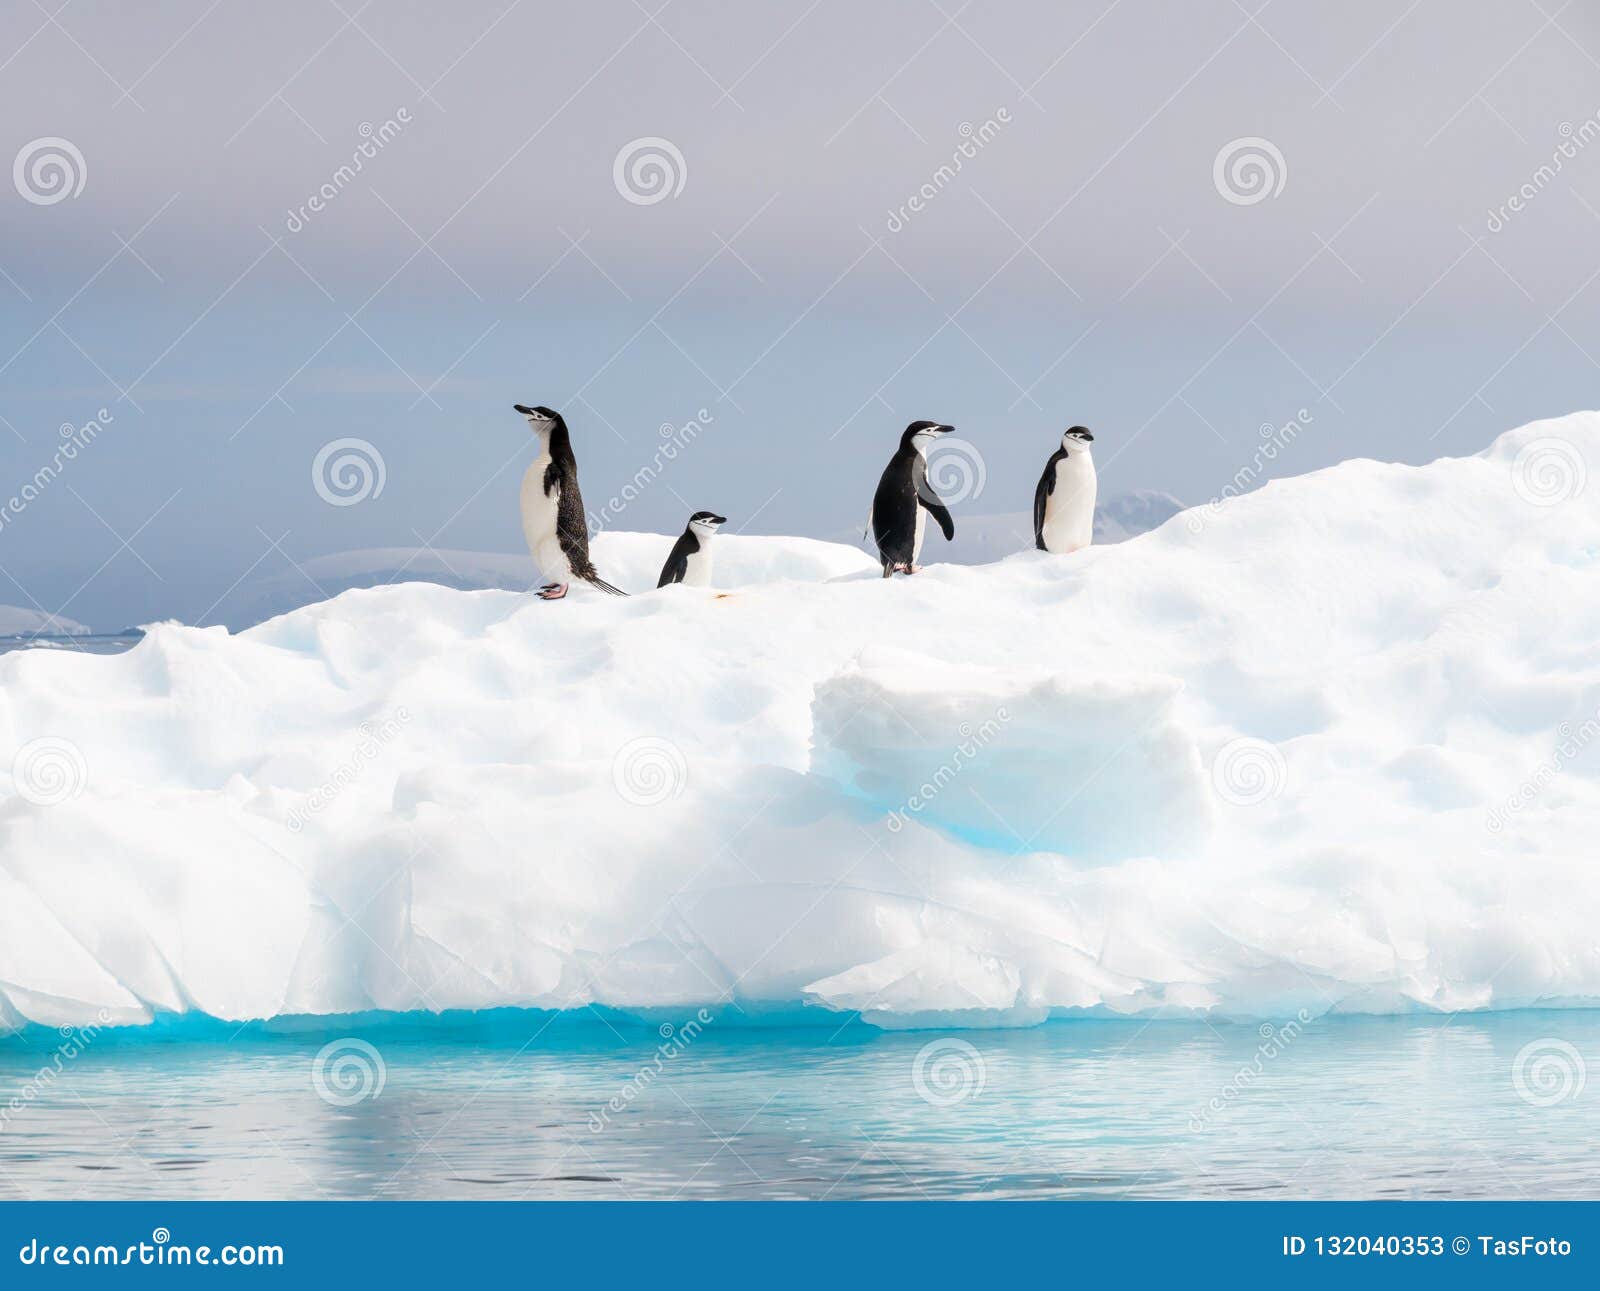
913,505,926,562
519,462,571,582
681,546,713,586
1042,455,1097,553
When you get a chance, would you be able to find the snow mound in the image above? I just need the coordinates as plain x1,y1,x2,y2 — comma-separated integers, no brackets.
2,415,1599,1034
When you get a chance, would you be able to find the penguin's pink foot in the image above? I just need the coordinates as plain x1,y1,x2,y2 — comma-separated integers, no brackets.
537,583,569,600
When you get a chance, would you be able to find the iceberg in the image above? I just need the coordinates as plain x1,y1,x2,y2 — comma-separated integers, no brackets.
1,415,1598,1034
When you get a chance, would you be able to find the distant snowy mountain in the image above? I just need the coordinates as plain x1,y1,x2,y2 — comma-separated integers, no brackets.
213,548,535,630
1092,489,1186,542
0,606,91,637
215,535,876,629
949,489,1186,564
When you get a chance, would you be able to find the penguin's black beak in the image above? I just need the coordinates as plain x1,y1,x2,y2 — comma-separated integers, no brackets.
512,403,533,415
711,514,728,525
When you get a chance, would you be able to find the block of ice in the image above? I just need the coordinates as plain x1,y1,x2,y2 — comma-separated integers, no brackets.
2,415,1598,1033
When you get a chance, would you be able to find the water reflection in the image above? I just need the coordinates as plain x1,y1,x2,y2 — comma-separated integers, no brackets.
0,1012,1594,1199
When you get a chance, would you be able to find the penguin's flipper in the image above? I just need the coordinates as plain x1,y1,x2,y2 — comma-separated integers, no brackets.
657,533,692,587
921,496,955,542
1033,464,1054,550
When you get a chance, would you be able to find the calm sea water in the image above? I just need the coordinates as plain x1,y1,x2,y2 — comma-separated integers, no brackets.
0,1011,1594,1200
0,633,142,657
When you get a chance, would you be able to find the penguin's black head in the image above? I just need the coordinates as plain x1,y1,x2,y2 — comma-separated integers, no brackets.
1063,425,1095,446
689,511,727,532
902,420,954,450
514,405,564,443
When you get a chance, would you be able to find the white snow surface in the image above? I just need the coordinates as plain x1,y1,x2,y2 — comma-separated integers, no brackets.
2,415,1599,1034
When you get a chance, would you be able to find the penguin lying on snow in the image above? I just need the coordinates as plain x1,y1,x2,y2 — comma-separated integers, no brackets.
870,420,957,577
658,511,727,587
514,403,627,600
1033,425,1097,554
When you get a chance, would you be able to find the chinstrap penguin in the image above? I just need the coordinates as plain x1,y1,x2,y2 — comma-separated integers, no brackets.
1033,425,1097,554
514,403,626,599
870,420,957,577
657,511,727,588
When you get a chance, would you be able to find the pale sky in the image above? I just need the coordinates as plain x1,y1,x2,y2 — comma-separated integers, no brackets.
2,1,1598,627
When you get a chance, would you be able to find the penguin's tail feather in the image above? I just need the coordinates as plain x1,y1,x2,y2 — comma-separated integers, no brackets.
586,575,628,596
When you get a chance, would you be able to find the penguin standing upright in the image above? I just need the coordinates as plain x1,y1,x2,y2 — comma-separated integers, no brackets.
1033,425,1097,553
513,403,626,599
658,511,727,587
870,420,957,577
